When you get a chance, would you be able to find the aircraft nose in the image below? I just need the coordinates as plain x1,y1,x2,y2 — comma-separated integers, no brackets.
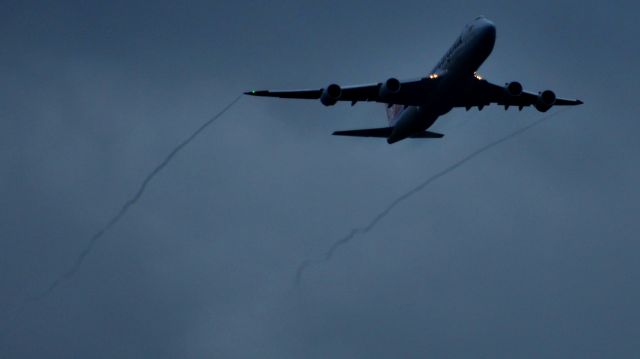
477,21,496,47
482,21,496,42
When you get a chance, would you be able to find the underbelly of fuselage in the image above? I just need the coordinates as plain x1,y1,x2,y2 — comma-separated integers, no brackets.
388,73,472,143
387,105,441,143
387,29,493,144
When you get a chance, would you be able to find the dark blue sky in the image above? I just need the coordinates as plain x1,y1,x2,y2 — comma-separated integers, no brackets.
1,1,638,357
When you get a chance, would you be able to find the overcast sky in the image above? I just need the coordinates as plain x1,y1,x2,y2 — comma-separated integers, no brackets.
1,1,639,358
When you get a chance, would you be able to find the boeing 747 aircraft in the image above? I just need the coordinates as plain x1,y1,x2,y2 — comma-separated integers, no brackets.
245,16,583,144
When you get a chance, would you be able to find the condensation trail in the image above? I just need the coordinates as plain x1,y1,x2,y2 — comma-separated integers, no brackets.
295,108,570,287
1,95,242,348
29,94,243,302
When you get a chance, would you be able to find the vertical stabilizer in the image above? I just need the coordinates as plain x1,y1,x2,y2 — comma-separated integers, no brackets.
386,104,404,126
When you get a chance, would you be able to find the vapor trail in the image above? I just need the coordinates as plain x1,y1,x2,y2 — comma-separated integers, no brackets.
295,109,569,287
28,94,243,302
1,95,242,348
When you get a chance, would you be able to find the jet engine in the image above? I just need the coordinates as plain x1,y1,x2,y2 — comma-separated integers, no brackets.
535,90,556,112
320,84,342,106
378,78,401,98
505,81,523,96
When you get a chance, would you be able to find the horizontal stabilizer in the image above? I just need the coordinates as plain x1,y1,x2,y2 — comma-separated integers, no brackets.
332,127,444,139
410,131,444,138
332,127,393,138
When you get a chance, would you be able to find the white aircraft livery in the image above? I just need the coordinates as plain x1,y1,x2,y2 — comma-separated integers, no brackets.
245,16,583,144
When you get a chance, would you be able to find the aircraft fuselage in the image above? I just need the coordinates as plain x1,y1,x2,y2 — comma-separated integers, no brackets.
387,17,496,143
246,17,583,142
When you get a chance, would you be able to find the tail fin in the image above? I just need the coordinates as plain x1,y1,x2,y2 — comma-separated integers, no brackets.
386,104,404,126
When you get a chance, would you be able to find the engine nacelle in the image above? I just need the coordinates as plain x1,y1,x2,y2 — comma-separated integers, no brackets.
320,84,342,106
505,81,523,96
378,78,401,98
535,90,556,112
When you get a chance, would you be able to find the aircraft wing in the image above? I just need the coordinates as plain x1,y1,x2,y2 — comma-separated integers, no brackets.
454,78,583,109
245,76,582,109
245,78,438,106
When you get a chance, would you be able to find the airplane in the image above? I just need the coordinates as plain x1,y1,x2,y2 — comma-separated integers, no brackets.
245,16,583,144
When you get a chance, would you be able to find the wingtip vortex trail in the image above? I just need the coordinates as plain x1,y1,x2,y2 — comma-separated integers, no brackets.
293,107,573,288
1,95,244,345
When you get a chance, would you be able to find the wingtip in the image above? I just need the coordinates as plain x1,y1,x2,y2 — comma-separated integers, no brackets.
244,90,268,96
